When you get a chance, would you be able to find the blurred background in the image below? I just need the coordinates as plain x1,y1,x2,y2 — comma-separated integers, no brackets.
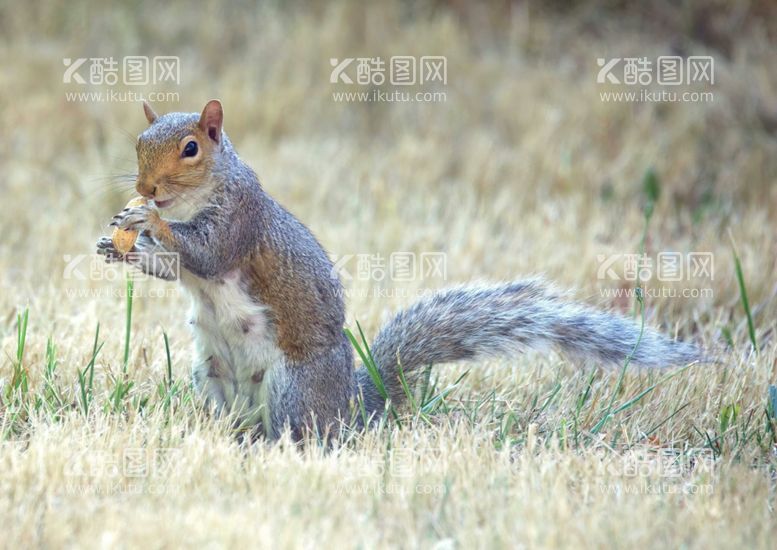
0,0,775,363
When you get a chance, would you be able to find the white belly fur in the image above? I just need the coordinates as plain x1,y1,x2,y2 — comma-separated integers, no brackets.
182,268,284,432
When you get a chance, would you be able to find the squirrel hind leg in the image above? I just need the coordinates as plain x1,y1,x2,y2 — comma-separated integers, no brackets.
265,344,354,442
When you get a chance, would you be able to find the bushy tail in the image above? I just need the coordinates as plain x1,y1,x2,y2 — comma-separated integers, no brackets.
355,280,701,416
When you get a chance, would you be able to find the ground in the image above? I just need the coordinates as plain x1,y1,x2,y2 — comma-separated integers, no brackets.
1,1,776,548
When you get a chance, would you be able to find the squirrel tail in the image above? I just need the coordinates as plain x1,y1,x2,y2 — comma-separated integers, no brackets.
355,279,702,418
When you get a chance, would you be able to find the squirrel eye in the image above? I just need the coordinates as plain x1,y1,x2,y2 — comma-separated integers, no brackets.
182,140,198,158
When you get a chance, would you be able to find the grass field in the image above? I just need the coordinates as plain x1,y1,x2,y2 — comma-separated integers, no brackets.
1,1,776,547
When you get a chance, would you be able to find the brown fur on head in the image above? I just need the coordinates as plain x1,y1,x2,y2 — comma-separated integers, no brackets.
135,100,225,219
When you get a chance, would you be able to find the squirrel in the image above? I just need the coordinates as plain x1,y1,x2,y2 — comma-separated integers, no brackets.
96,100,703,440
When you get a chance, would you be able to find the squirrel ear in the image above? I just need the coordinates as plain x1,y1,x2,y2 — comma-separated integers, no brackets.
142,100,158,124
199,99,223,144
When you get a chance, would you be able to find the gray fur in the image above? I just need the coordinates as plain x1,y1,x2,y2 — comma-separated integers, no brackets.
99,103,703,440
359,280,701,417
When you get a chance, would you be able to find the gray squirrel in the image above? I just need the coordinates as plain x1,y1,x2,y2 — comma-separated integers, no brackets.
96,100,701,440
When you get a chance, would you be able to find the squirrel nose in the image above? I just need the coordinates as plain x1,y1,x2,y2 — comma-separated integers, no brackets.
136,180,157,198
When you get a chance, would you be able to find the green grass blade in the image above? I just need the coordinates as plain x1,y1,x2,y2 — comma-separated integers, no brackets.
80,324,104,416
123,277,134,375
611,363,695,416
163,331,173,389
420,370,469,415
16,308,29,366
345,327,388,401
396,359,418,413
729,232,757,352
89,323,100,390
591,288,646,434
345,324,399,424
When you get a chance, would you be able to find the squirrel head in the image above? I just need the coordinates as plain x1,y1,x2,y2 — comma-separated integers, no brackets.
135,99,228,219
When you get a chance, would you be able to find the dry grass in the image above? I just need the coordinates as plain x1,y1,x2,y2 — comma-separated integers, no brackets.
1,1,776,548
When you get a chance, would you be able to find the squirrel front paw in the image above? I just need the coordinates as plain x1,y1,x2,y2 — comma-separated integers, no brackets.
109,203,175,246
109,203,176,253
110,204,159,233
96,234,177,280
96,235,123,262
